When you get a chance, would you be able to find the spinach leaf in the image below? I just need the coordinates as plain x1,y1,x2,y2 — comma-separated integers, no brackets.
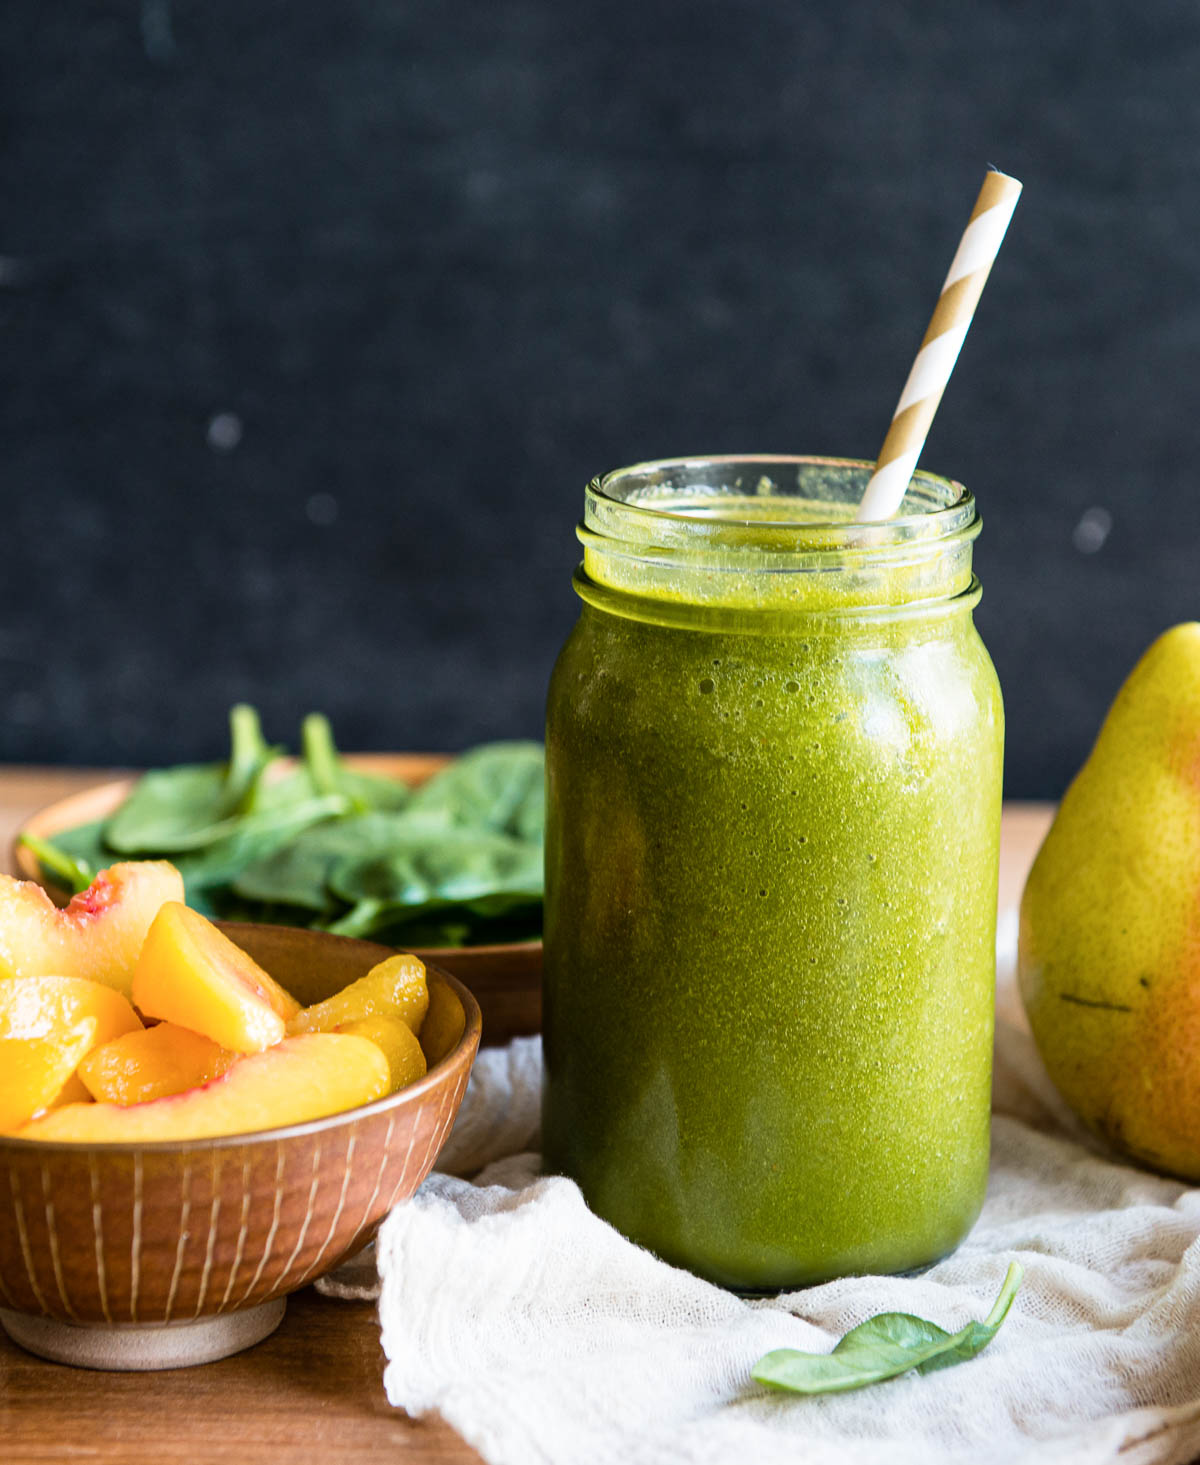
232,811,416,911
301,714,410,813
223,701,278,806
323,896,539,947
19,830,101,893
328,823,543,911
199,892,318,926
390,918,474,947
751,1262,1022,1396
322,896,408,939
103,764,234,852
171,793,349,899
103,704,282,853
324,902,476,948
320,820,542,944
405,741,544,838
24,709,545,950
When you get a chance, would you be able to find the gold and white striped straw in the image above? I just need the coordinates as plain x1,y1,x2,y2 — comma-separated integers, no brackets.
856,168,1023,522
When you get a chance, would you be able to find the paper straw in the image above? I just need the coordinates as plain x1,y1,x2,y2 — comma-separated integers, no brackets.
856,168,1022,522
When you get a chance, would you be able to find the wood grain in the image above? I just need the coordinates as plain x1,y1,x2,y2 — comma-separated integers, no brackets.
0,1289,481,1463
0,767,1054,1465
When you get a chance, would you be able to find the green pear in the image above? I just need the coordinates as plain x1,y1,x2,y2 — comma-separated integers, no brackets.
1018,622,1200,1179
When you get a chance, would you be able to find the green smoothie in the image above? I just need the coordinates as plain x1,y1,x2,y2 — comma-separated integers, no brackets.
542,458,1003,1291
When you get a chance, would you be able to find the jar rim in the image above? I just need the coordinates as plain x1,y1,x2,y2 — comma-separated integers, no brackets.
578,455,980,614
587,454,974,553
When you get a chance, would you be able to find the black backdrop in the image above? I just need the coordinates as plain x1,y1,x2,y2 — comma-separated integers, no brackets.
3,1,1198,798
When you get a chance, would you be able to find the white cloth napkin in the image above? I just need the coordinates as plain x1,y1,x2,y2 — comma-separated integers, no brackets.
317,910,1200,1465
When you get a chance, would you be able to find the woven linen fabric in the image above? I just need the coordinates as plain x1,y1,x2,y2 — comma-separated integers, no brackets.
317,911,1200,1464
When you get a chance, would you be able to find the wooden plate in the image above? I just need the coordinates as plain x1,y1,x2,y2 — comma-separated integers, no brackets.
12,754,541,1048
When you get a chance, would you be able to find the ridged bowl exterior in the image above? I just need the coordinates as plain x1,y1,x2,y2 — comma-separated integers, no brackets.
0,927,480,1326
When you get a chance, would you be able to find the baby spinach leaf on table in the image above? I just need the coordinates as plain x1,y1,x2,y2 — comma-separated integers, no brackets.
300,714,411,814
405,742,544,837
751,1262,1023,1396
103,705,282,853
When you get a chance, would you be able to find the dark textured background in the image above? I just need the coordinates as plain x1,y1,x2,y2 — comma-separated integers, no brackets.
2,1,1198,797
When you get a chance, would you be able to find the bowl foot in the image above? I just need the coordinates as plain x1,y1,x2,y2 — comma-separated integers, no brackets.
0,1299,286,1371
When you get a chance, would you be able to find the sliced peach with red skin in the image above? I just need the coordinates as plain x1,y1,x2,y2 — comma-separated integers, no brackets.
0,1019,99,1131
0,975,142,1047
78,1022,237,1105
287,953,428,1038
336,1014,427,1093
16,1033,389,1142
0,863,185,997
132,903,300,1053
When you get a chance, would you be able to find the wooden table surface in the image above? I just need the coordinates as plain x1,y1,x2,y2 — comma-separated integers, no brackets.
0,767,1055,1465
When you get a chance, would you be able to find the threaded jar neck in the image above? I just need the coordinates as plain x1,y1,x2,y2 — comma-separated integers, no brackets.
577,455,980,624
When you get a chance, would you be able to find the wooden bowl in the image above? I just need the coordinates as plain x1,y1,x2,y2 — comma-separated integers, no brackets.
12,755,542,1046
0,923,481,1371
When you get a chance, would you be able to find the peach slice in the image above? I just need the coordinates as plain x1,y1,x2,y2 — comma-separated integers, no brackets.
0,863,185,997
51,1073,94,1107
78,1023,237,1105
287,953,428,1038
132,903,300,1053
418,979,467,1067
337,1014,427,1093
16,1033,389,1142
0,975,142,1047
0,1019,99,1131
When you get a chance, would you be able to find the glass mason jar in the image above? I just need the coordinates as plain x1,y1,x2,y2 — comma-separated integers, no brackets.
542,456,1003,1292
